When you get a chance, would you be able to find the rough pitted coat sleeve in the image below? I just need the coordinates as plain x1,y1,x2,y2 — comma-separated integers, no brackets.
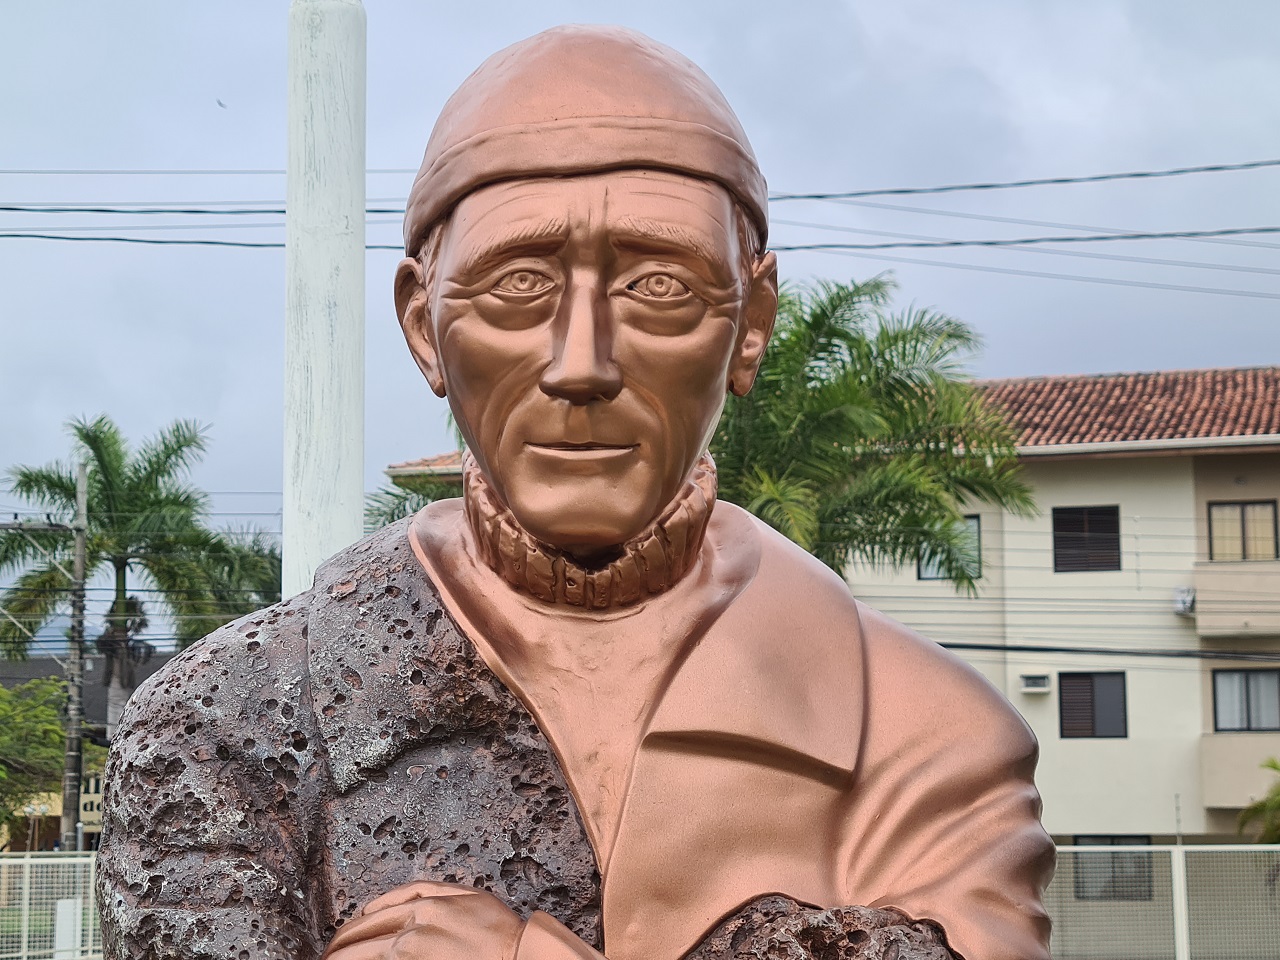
97,598,327,960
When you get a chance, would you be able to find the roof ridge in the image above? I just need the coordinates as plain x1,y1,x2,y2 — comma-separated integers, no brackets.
976,364,1280,387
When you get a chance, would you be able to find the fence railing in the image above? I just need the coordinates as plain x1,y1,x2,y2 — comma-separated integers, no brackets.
1047,844,1280,960
3,845,1279,960
0,854,98,960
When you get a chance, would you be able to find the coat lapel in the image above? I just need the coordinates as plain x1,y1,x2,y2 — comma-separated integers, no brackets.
602,516,868,960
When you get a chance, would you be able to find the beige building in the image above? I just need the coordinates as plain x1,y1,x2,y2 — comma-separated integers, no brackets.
849,366,1280,847
387,367,1280,848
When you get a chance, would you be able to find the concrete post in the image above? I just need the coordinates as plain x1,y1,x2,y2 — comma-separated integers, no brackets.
284,0,367,596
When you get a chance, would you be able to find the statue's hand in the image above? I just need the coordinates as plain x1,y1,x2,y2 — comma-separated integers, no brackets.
322,881,524,960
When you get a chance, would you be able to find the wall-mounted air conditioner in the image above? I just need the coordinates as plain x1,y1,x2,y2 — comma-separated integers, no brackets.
1020,674,1052,695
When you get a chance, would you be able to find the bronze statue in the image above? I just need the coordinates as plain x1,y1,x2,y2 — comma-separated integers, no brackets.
98,25,1053,960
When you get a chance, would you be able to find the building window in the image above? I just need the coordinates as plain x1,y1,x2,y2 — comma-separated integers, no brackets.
1052,506,1121,572
1073,836,1153,901
1208,501,1278,561
917,515,981,581
1059,672,1127,738
1213,669,1280,732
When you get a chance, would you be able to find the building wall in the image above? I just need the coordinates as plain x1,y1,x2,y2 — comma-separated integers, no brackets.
849,455,1213,837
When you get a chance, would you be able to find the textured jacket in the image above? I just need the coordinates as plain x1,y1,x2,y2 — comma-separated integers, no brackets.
97,513,1053,960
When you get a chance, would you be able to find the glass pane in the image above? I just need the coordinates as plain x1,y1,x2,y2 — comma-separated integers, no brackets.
1110,848,1154,901
1243,502,1277,560
962,515,981,578
1215,672,1248,730
1247,671,1280,730
1092,673,1127,737
1209,503,1243,561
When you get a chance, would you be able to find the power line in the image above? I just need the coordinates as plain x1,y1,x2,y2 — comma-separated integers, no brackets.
769,157,1280,201
823,198,1280,251
0,168,416,176
772,218,1280,277
0,201,403,213
804,247,1280,301
6,155,1278,195
772,225,1280,251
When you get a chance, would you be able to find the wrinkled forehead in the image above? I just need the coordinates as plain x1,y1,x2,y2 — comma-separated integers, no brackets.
434,170,743,276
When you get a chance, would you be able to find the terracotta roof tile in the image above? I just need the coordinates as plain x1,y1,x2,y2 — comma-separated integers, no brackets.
386,450,465,473
979,366,1280,447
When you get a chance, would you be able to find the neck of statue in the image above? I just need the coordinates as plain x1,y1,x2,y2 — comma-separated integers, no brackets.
461,452,718,609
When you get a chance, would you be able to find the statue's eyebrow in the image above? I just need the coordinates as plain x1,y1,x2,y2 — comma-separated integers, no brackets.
609,217,732,280
455,217,569,276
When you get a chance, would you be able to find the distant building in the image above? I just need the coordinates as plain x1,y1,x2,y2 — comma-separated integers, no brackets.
386,451,465,490
0,653,173,850
849,365,1280,844
385,367,1280,846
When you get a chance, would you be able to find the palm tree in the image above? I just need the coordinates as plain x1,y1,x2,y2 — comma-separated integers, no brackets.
711,275,1033,592
0,417,280,701
364,479,462,533
1238,758,1280,843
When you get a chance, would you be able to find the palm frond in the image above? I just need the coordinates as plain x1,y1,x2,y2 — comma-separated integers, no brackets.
6,463,77,512
0,564,72,659
743,469,819,550
712,272,1032,593
128,419,209,491
1237,758,1280,843
365,481,460,532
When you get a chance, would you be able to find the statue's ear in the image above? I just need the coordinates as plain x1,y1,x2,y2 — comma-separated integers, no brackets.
728,251,778,397
395,257,446,397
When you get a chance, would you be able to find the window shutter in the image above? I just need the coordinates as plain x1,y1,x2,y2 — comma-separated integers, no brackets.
1060,673,1095,737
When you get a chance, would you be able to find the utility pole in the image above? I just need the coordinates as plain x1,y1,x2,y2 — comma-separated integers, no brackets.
0,463,87,850
61,463,88,850
283,0,367,596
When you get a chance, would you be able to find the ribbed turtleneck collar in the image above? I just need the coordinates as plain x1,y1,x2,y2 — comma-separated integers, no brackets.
461,452,717,609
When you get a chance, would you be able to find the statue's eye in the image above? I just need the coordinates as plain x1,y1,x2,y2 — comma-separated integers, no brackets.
492,270,553,297
627,273,690,300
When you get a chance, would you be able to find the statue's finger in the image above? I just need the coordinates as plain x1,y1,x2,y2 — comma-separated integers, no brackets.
324,906,421,955
321,930,402,960
362,880,480,915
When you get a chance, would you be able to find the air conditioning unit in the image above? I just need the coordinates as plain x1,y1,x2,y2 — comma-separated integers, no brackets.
1173,587,1196,616
1020,674,1052,695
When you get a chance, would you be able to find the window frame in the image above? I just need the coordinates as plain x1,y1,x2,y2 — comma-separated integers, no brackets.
1059,671,1128,739
1211,668,1280,732
916,514,982,581
1072,835,1154,902
1052,505,1122,573
1207,499,1279,562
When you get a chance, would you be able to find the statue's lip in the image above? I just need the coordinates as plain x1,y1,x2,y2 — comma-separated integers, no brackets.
525,441,638,455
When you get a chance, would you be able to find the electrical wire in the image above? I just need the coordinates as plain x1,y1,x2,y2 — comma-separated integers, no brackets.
768,157,1280,201
798,247,1280,301
771,226,1280,251
6,155,1277,195
0,168,416,176
820,198,1280,251
771,218,1280,276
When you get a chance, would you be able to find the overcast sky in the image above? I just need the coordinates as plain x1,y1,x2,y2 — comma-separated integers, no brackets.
3,0,1279,542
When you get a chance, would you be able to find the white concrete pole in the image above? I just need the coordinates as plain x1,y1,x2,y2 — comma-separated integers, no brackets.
284,0,366,596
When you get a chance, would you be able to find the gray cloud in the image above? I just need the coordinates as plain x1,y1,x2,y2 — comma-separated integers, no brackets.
2,0,1278,520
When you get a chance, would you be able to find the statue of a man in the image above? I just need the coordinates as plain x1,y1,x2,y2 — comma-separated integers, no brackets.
98,25,1053,960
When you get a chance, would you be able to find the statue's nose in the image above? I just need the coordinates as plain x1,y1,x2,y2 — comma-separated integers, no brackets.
540,277,623,404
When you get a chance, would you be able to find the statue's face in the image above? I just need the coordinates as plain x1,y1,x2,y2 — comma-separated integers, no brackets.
397,169,776,557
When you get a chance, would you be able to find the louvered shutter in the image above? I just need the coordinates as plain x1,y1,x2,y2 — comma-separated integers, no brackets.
1059,673,1095,737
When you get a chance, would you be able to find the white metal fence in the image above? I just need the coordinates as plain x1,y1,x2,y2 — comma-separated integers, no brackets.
2,846,1279,959
1049,844,1280,960
0,854,98,960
